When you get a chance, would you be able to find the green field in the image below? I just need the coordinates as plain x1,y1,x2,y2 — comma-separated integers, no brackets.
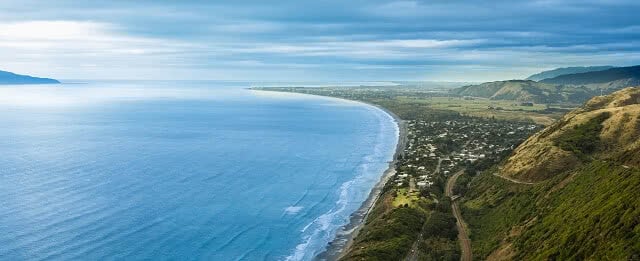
252,87,572,125
395,96,571,125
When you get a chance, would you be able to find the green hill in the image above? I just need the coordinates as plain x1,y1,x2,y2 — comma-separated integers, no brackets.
526,66,615,81
450,80,594,104
458,87,640,260
451,65,640,104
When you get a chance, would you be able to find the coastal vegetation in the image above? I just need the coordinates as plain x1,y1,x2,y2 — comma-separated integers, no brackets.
459,87,640,260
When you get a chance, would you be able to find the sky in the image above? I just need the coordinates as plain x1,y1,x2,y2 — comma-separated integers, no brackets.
1,0,639,82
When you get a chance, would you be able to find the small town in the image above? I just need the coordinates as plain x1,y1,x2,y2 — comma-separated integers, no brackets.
393,117,540,198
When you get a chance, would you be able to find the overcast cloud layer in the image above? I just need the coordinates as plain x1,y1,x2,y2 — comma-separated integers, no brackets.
1,0,639,81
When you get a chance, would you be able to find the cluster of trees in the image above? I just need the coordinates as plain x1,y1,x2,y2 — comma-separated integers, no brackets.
417,200,461,260
342,204,426,261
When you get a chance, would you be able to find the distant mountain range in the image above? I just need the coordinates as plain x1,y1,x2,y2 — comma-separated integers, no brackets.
0,70,59,84
451,65,640,104
526,66,615,81
463,87,640,259
541,65,640,87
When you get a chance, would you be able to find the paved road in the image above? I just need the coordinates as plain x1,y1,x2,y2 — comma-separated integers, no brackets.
446,170,472,261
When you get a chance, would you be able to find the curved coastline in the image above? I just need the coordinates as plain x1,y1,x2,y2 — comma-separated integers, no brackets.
315,102,406,261
249,89,406,260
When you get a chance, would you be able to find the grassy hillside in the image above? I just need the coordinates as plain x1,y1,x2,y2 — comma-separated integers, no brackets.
459,87,640,260
501,87,640,182
462,161,640,260
450,80,594,104
341,190,426,261
340,183,460,261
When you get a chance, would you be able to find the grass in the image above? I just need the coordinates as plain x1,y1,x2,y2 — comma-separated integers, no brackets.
554,111,610,158
425,97,548,111
514,162,640,260
392,188,420,207
461,161,640,260
390,96,563,125
460,170,538,258
342,190,426,261
253,86,571,125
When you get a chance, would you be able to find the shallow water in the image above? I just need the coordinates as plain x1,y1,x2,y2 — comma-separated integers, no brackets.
0,81,397,260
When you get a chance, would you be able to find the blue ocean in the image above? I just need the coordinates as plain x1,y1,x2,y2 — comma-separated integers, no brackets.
0,81,398,260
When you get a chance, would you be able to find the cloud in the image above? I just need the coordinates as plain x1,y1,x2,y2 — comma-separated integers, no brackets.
0,1,639,81
0,20,193,54
0,20,203,79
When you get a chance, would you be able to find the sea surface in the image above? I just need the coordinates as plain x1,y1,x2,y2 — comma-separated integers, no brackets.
0,81,398,260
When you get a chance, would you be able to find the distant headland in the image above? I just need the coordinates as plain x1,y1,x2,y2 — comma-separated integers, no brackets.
0,70,59,84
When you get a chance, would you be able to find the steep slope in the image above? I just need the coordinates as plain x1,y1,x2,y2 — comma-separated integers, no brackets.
526,66,615,81
541,65,640,90
451,80,594,103
501,87,640,182
0,70,59,84
460,87,640,260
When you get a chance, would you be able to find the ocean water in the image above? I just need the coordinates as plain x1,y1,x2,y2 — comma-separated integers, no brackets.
0,81,398,260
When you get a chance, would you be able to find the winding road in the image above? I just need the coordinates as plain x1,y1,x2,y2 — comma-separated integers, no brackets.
446,170,472,261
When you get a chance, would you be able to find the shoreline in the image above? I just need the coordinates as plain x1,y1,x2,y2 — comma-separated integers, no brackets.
315,103,406,261
249,89,407,260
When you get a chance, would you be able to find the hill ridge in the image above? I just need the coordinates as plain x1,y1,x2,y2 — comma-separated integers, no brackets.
541,65,640,86
526,66,615,81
